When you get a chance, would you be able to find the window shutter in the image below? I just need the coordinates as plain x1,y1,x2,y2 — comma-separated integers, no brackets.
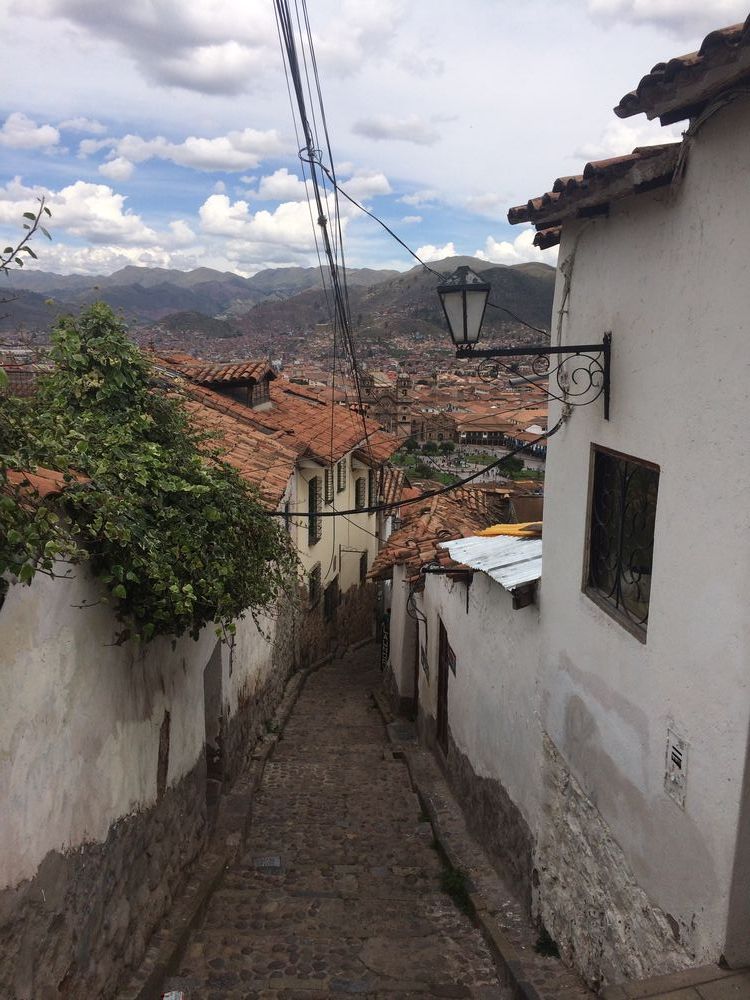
336,459,347,493
355,477,365,510
308,476,321,545
368,469,376,507
324,467,334,504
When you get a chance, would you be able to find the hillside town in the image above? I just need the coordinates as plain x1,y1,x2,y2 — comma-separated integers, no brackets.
2,7,750,1000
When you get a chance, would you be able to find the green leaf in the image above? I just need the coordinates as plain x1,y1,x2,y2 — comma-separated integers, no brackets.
22,212,35,220
112,583,127,599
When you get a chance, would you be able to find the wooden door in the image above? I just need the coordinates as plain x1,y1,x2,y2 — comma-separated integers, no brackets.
437,620,450,754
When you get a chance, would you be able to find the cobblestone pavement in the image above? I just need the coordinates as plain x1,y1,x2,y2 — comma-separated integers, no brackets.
164,646,510,999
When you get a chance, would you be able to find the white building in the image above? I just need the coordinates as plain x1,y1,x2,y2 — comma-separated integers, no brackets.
385,18,750,991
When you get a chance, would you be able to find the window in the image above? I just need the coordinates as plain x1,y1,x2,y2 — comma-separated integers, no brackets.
359,551,368,584
584,445,659,639
308,476,322,546
323,576,339,622
354,477,366,510
324,467,334,504
308,563,321,606
283,500,292,533
251,378,271,407
367,469,376,508
336,458,347,493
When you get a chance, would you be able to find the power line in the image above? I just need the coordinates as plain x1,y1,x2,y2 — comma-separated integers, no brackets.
266,418,560,518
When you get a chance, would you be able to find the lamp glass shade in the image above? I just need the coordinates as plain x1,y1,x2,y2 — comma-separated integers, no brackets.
437,266,491,348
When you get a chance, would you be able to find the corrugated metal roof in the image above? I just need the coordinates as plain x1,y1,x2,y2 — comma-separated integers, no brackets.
439,535,542,591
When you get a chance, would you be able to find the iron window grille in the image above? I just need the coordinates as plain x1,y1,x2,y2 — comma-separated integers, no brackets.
323,576,339,622
336,459,347,493
308,563,321,607
584,445,659,640
308,476,322,546
354,477,366,510
324,467,334,504
367,469,376,507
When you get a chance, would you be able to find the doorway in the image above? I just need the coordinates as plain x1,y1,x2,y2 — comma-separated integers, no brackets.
437,619,450,755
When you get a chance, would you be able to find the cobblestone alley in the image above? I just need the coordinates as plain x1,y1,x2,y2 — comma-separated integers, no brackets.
162,645,509,999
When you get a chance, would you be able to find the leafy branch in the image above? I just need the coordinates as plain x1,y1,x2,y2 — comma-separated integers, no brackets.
0,196,52,273
1,302,297,642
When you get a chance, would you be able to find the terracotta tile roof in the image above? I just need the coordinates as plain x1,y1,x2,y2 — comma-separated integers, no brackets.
179,386,297,508
368,488,508,582
378,465,406,508
353,430,401,467
156,355,276,385
615,17,750,124
1,363,51,398
508,143,681,244
3,467,87,504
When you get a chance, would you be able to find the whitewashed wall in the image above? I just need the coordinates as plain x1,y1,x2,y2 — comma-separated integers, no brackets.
387,563,418,704
416,571,542,831
295,454,380,592
539,94,750,966
0,563,277,893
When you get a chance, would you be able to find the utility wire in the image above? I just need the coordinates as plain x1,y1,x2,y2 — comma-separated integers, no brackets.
267,418,561,518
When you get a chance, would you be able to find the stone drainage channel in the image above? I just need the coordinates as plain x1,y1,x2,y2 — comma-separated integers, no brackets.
120,641,587,1000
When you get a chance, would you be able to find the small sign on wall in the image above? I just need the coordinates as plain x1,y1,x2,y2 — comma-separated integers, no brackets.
665,728,688,808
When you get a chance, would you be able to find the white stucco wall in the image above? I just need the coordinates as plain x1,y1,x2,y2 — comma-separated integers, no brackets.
539,95,750,962
388,563,418,701
0,564,278,892
294,454,380,592
416,572,543,830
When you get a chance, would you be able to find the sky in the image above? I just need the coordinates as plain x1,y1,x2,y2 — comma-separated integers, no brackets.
0,0,746,277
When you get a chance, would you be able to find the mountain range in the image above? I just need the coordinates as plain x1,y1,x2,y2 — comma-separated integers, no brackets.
0,258,555,354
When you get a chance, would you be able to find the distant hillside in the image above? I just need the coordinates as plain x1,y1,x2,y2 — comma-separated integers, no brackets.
157,311,241,338
237,256,556,348
0,263,399,333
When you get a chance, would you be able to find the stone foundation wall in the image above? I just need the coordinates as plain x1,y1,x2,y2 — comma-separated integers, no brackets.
0,760,206,1000
299,582,377,666
534,734,691,992
417,707,534,908
223,596,299,785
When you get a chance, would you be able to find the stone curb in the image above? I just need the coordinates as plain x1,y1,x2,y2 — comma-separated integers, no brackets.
371,690,544,1000
117,649,340,1000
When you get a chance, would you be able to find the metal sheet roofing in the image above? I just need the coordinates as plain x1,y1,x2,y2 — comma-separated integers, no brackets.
439,534,542,591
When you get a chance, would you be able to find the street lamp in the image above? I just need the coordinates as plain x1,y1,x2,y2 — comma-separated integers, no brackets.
437,266,491,350
436,266,612,420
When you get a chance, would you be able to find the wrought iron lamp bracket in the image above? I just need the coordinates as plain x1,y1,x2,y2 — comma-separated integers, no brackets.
456,332,611,420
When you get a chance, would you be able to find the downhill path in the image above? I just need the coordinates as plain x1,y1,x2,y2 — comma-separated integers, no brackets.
164,645,509,999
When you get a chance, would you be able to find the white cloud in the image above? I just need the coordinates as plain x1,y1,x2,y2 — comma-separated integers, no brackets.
573,118,684,161
399,189,438,207
587,0,748,36
198,194,323,249
0,113,60,150
416,241,456,262
79,137,116,158
353,114,440,146
342,171,392,200
58,116,107,134
401,215,422,224
43,0,279,95
98,156,135,181
0,177,157,246
168,219,196,246
114,127,285,172
256,168,307,201
313,0,407,76
476,228,558,266
464,192,508,219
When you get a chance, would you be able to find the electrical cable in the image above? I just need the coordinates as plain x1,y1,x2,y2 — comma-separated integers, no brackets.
266,416,563,518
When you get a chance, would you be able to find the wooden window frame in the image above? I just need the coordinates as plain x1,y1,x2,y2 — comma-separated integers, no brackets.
582,444,660,643
308,476,322,546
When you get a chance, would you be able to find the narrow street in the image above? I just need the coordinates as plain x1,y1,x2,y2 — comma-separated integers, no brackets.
162,646,509,999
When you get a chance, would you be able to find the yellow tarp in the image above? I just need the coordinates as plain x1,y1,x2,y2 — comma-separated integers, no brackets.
476,522,542,538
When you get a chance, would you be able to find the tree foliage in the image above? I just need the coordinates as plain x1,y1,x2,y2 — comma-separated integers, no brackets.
1,303,296,642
